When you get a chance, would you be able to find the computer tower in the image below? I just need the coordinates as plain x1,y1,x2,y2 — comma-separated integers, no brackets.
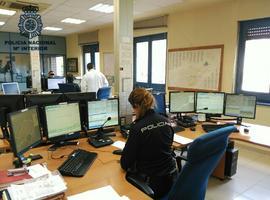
225,148,238,177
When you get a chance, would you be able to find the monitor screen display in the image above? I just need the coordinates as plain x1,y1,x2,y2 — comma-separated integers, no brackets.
47,78,65,90
88,99,119,129
225,94,256,119
196,92,225,114
169,91,195,113
8,106,41,156
45,103,81,139
2,82,20,94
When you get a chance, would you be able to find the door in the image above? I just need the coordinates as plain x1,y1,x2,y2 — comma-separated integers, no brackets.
83,44,100,73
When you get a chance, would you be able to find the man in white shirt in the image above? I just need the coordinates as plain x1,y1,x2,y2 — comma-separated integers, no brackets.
81,63,109,93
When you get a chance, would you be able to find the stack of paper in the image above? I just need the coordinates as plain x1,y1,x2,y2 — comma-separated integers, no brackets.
67,185,129,200
7,171,67,200
112,141,126,149
173,135,193,145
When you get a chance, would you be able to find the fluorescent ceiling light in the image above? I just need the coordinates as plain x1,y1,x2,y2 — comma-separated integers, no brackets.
61,18,86,24
44,27,62,31
89,3,113,13
0,21,5,26
0,8,16,16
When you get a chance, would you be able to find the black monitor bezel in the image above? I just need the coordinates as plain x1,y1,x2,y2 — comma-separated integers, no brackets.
8,106,42,158
195,92,225,115
169,91,196,113
224,93,257,119
43,102,82,142
87,98,120,130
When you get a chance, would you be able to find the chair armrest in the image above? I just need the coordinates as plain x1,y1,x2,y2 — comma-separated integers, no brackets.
126,173,154,198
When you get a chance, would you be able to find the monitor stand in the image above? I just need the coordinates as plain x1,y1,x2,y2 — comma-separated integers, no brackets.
236,117,242,125
48,140,79,151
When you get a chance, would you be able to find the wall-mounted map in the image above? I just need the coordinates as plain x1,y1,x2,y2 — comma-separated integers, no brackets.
167,45,224,91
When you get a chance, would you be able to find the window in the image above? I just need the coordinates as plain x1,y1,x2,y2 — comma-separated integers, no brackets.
40,55,65,76
134,33,167,92
83,44,99,73
236,18,270,104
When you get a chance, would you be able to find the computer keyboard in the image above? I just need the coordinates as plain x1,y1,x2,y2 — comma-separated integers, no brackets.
58,149,97,177
202,123,235,132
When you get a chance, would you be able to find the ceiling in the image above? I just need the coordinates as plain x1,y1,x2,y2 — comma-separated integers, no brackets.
0,0,228,36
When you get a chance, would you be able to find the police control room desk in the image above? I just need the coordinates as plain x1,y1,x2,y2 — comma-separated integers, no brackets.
173,122,270,179
0,134,151,200
173,122,270,149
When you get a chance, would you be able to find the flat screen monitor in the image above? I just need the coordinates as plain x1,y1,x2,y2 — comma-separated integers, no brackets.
88,98,119,130
169,91,195,113
44,102,81,143
47,78,65,90
25,93,66,131
224,94,256,119
153,92,166,116
196,92,225,114
2,82,20,94
64,92,96,128
8,106,41,159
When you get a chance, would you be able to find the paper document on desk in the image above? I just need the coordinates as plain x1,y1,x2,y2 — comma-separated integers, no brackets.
67,185,129,200
174,135,193,145
112,141,126,149
27,164,51,178
7,171,67,200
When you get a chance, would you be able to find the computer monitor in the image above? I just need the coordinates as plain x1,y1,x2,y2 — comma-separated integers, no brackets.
224,94,257,124
196,92,225,116
47,78,65,90
153,92,166,116
8,106,41,163
0,95,25,138
44,102,81,150
2,82,20,94
64,92,96,129
25,93,66,131
87,98,119,130
169,91,195,113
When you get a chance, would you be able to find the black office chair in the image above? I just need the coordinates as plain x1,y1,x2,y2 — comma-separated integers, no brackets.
126,126,237,200
58,83,80,93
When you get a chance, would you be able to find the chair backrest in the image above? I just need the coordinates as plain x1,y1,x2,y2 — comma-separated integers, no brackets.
153,92,166,116
58,83,80,93
97,86,111,100
167,126,236,200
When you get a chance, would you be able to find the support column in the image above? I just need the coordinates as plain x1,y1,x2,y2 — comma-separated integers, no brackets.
114,0,133,117
29,37,41,92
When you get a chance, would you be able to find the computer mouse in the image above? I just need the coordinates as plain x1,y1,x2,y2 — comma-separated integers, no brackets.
190,127,196,131
112,149,123,155
244,128,249,134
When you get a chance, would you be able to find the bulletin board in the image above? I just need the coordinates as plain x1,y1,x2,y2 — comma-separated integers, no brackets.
167,45,224,91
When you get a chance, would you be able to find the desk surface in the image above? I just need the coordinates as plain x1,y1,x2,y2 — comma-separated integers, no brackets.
0,134,151,200
173,122,270,148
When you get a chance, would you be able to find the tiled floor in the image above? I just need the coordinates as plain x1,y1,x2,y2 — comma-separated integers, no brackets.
206,143,270,200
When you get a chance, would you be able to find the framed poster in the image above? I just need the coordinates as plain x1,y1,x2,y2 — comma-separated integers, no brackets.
66,58,78,73
167,45,224,92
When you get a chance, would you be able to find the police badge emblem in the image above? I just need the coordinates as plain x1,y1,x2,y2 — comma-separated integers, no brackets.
18,5,43,39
